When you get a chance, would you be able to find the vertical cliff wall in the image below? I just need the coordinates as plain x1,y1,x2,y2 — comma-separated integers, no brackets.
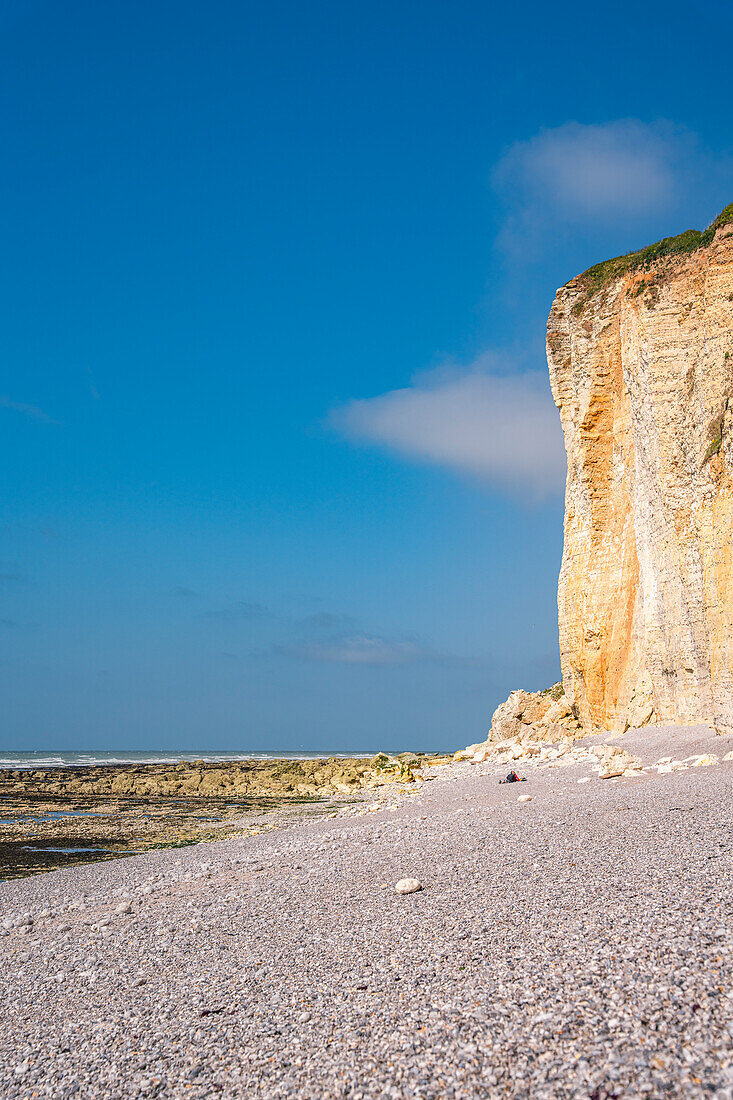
547,207,733,734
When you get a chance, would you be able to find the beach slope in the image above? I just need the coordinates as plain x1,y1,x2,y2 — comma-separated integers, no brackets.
1,725,731,1099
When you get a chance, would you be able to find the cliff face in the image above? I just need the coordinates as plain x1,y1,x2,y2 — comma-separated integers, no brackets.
547,210,733,734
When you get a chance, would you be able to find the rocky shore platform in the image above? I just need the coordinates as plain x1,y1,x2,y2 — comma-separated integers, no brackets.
0,754,445,880
0,725,731,1099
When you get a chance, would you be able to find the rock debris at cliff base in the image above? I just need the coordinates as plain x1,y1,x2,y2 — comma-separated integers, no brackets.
0,724,730,1100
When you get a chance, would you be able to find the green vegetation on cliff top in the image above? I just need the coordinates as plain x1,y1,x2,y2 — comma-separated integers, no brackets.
578,202,733,295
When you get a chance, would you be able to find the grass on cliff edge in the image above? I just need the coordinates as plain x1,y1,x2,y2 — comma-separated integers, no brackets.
577,202,733,297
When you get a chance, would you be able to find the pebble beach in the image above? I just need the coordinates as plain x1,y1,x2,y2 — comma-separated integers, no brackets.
1,725,731,1099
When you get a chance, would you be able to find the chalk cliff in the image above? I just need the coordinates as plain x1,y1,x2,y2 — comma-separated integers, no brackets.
547,205,733,733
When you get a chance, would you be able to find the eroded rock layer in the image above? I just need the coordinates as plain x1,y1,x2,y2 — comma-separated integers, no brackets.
547,211,733,733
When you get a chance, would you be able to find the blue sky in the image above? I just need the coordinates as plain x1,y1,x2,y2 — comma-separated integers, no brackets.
2,0,731,751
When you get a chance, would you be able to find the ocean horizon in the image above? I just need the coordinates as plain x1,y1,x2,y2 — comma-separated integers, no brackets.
0,749,382,769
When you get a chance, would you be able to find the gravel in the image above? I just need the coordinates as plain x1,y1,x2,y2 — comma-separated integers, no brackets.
0,724,731,1099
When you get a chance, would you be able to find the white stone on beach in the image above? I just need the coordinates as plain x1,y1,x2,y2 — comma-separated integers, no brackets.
394,878,421,894
517,795,532,803
577,777,591,784
115,902,132,914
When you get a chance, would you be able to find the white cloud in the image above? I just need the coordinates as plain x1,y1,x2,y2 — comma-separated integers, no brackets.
277,634,429,665
491,119,733,268
329,360,566,499
488,117,730,275
494,119,690,219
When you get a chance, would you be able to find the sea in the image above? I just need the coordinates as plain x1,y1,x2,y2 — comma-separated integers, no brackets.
0,749,373,770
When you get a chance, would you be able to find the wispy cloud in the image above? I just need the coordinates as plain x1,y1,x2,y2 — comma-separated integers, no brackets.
201,601,270,622
168,586,199,599
329,356,565,499
0,573,25,586
0,394,59,424
87,367,100,400
275,633,434,666
298,612,357,630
